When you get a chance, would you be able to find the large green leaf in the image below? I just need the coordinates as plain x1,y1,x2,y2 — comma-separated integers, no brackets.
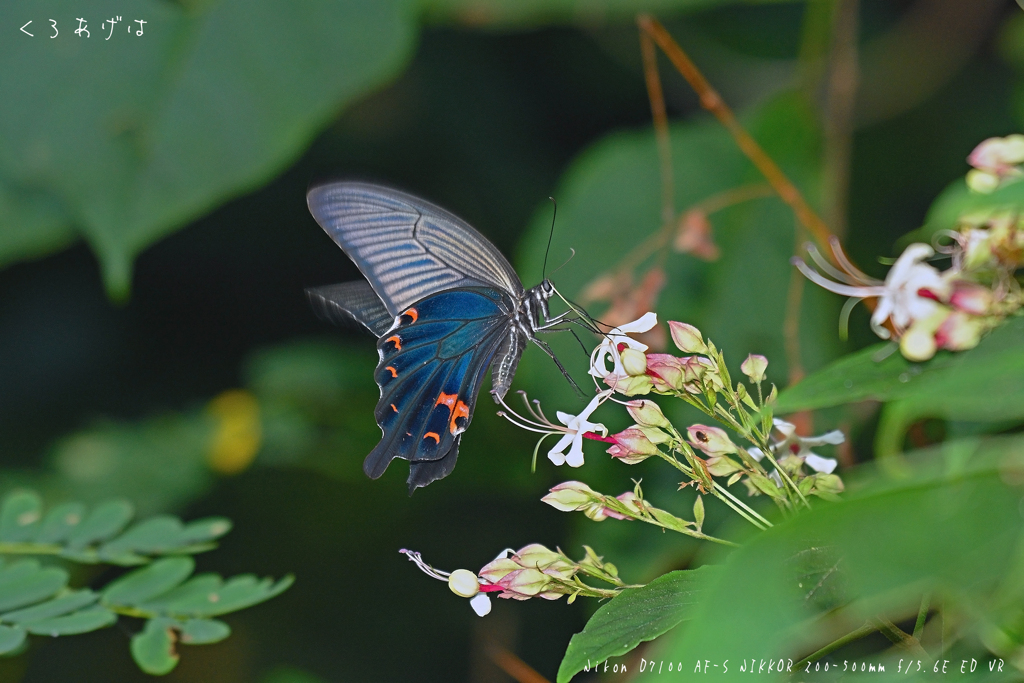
649,434,1024,678
776,316,1024,456
557,566,718,683
0,0,416,297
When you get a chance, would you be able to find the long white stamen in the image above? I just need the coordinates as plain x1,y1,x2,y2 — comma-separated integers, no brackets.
805,243,864,285
400,549,450,581
829,236,877,284
791,257,887,298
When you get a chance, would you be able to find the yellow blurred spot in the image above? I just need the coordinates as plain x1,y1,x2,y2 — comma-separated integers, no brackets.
206,390,261,475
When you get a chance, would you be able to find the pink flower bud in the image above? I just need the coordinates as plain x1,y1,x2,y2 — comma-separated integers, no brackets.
513,544,571,572
740,354,768,382
607,426,666,464
496,567,551,598
687,424,737,456
625,399,671,428
935,310,984,352
620,348,648,376
478,557,521,584
541,481,599,511
948,281,992,315
668,321,708,354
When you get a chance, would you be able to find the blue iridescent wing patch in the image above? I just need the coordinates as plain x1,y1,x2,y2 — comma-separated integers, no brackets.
366,288,513,490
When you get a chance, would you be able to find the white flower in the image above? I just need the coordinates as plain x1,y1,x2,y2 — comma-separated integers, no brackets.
589,312,658,378
772,419,844,474
547,392,610,467
494,390,611,469
792,240,951,339
469,593,491,616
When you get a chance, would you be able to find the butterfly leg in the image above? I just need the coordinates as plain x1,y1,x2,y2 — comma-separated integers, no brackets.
529,337,585,397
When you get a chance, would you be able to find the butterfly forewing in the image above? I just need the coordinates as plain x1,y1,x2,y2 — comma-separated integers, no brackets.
305,281,393,336
363,288,514,490
307,183,524,316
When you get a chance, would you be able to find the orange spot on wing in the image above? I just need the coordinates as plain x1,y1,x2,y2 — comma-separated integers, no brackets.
435,392,457,411
385,366,398,378
390,404,398,413
402,308,419,323
449,400,470,435
424,431,440,444
385,335,402,350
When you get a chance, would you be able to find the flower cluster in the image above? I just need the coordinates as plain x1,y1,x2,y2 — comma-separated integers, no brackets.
966,135,1024,194
791,135,1024,362
403,314,848,613
400,545,630,617
793,236,1020,361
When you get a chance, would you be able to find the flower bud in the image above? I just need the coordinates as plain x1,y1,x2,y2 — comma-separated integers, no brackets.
603,373,653,396
935,310,984,352
668,321,708,354
620,348,648,376
899,308,949,362
949,281,992,315
514,544,573,573
541,481,599,511
966,169,1001,194
607,426,664,464
478,557,521,584
448,569,480,598
705,455,743,476
740,354,768,382
625,399,671,429
687,425,737,456
496,568,550,598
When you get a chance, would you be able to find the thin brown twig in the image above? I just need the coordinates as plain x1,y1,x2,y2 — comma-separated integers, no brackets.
487,642,552,683
783,253,809,422
636,15,836,254
640,28,675,232
822,0,860,237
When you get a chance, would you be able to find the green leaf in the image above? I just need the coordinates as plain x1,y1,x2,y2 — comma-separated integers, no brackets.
177,518,232,545
776,317,1024,454
916,175,1024,244
0,563,68,612
24,605,117,636
34,502,86,544
175,574,294,618
0,0,416,297
138,574,223,615
131,618,179,676
653,434,1024,671
0,625,26,655
66,499,134,550
102,557,194,607
556,567,718,683
0,490,42,542
177,618,230,645
99,516,184,557
1,589,98,624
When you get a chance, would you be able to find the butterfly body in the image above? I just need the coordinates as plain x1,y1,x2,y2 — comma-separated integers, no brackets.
306,182,559,491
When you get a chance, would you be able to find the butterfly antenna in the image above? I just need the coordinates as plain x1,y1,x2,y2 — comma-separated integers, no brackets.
549,248,576,278
542,197,557,280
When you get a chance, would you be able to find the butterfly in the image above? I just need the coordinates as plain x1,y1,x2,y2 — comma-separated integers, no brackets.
306,182,579,492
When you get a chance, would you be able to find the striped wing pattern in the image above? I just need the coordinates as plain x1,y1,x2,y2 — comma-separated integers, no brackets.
305,281,393,336
365,288,514,492
307,182,524,317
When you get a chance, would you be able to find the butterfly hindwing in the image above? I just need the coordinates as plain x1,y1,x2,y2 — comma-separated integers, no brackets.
305,281,393,336
307,183,524,316
363,288,514,491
